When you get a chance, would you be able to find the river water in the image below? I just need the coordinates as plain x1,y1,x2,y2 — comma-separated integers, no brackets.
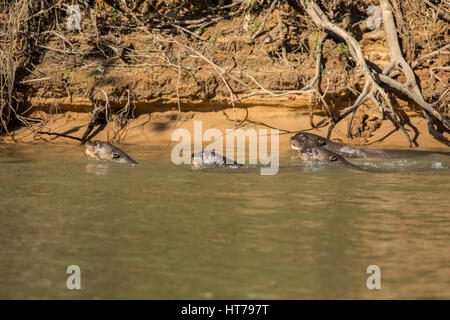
0,143,449,299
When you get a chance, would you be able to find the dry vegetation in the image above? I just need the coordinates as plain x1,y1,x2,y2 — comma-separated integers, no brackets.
0,0,449,145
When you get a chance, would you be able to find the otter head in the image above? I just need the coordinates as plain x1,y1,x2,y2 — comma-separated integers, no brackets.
290,132,326,151
191,151,225,169
299,147,338,162
85,140,137,165
298,148,319,161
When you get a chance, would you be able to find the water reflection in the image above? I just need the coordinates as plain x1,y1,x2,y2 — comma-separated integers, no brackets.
431,161,448,169
85,162,110,175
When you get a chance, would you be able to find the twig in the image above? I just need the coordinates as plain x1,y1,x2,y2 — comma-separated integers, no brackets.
276,8,291,68
19,77,50,84
252,0,279,40
422,0,450,22
430,66,450,88
37,131,83,142
25,0,63,21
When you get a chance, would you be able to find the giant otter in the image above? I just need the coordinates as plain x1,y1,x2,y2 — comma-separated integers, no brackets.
85,140,138,165
191,150,242,169
193,149,367,172
290,132,450,159
299,147,369,172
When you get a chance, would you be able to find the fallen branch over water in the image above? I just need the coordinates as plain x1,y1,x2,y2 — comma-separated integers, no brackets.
37,131,83,142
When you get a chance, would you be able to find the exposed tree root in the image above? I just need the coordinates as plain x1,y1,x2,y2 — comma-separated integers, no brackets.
300,0,449,146
380,0,449,143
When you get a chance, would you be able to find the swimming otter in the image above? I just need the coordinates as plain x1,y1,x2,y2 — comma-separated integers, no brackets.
191,151,242,169
290,132,450,159
299,147,369,172
85,140,138,165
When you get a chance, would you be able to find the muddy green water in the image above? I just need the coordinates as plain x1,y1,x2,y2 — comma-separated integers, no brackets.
0,144,449,299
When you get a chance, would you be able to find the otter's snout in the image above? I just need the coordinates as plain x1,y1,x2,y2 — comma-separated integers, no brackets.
85,141,98,159
290,135,302,151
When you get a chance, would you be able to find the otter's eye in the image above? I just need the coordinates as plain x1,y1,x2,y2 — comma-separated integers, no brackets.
112,153,121,159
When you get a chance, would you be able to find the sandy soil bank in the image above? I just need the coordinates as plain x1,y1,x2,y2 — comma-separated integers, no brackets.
2,105,449,154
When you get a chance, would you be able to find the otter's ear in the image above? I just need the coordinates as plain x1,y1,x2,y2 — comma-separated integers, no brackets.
329,155,338,161
318,138,325,146
112,152,121,159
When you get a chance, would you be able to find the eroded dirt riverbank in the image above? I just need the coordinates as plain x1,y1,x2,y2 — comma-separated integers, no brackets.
2,106,449,156
1,1,448,149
